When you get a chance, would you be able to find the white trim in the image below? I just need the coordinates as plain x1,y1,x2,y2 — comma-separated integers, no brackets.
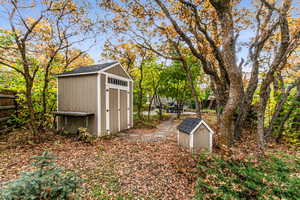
209,131,213,153
189,120,214,135
56,78,59,130
107,83,129,91
101,72,131,82
190,134,193,150
57,62,133,80
118,89,120,132
127,90,130,129
128,81,133,127
105,75,110,134
97,74,101,136
177,130,179,145
56,71,98,77
131,82,133,127
200,120,214,134
188,119,213,152
100,62,132,80
190,121,202,135
117,63,133,80
100,62,119,71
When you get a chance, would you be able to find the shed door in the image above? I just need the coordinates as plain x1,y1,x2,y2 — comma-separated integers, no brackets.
109,88,118,133
120,90,128,130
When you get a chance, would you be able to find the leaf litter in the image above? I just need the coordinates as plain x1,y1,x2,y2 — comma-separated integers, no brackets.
0,128,196,199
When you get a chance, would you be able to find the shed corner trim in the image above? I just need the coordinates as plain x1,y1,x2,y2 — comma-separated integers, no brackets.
97,73,101,137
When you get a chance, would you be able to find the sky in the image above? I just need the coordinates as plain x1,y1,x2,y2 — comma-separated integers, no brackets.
0,0,105,62
94,0,256,70
90,0,256,65
0,0,298,71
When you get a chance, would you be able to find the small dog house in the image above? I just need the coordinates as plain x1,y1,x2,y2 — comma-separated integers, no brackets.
177,118,214,152
55,62,133,136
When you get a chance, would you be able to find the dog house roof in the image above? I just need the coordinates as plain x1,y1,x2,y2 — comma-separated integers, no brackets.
57,62,118,77
177,118,202,134
177,117,214,135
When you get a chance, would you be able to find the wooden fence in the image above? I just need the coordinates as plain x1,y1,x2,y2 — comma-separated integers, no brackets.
0,90,17,133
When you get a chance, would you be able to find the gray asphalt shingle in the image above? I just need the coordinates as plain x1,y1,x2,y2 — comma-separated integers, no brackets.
58,62,118,76
177,118,201,134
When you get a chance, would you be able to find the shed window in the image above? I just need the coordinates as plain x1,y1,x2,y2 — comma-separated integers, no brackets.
108,77,128,86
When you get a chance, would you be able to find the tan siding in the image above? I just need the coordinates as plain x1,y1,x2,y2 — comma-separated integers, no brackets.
178,132,190,149
100,74,106,135
129,81,133,127
120,90,128,130
193,124,211,151
109,88,118,133
104,64,130,79
58,74,98,134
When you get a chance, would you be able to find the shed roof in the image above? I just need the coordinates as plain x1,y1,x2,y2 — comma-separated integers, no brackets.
177,118,202,134
57,62,118,77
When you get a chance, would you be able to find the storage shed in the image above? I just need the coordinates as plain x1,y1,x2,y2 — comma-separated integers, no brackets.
55,62,133,136
177,118,214,152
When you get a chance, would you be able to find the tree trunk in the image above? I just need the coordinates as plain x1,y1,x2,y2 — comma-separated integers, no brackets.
220,88,242,146
234,100,251,140
185,67,201,117
176,100,182,119
234,24,271,140
276,84,300,142
41,67,50,127
137,63,144,120
156,94,163,120
257,0,291,150
215,95,224,123
208,99,213,110
25,77,38,136
292,85,300,131
276,109,292,143
148,78,160,120
210,81,225,123
210,0,244,146
233,65,259,139
147,93,155,120
265,79,298,138
175,50,202,117
257,85,271,150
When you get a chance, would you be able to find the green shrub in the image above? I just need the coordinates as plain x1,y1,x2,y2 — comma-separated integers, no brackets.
0,151,81,200
195,152,300,200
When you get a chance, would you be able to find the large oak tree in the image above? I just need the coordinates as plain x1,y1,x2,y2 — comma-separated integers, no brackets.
100,0,300,149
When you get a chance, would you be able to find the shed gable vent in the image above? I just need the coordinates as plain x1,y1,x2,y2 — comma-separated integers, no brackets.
108,77,128,86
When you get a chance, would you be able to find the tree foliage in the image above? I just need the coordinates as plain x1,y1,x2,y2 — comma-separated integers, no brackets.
0,0,96,133
99,0,300,149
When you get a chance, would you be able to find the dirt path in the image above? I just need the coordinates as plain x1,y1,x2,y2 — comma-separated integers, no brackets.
123,114,179,142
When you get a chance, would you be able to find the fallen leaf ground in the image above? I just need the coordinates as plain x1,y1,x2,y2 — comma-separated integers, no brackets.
1,113,296,200
0,120,197,199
